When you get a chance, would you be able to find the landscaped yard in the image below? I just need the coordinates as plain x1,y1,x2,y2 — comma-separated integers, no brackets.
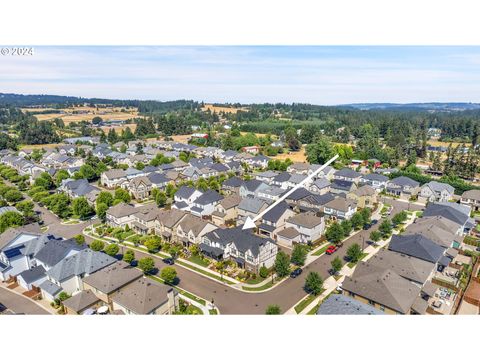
187,254,210,267
242,280,275,292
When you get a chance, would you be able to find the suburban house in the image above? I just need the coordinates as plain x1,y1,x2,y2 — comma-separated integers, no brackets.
106,203,139,228
82,261,143,311
200,227,278,273
16,265,47,291
125,176,151,200
386,176,420,200
221,176,244,195
211,194,242,226
153,209,187,242
62,289,102,315
283,212,325,245
359,173,388,191
323,197,358,220
173,186,203,211
404,217,463,249
110,277,179,315
419,181,455,203
297,193,335,214
239,179,270,198
308,178,331,194
41,249,117,299
255,170,278,184
334,168,362,184
257,186,286,202
342,262,426,315
258,201,295,240
59,178,101,205
176,214,218,246
131,204,163,234
101,169,127,188
237,197,269,225
422,202,474,233
147,172,171,189
189,190,223,218
347,185,377,208
460,189,480,211
330,179,357,194
388,234,445,265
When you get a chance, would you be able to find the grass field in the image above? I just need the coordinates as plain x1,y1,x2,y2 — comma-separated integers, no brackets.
273,145,307,163
202,104,248,114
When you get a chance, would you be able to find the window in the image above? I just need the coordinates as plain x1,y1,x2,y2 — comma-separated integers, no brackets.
379,305,385,312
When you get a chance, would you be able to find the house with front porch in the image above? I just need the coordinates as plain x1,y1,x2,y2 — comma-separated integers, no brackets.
386,176,420,200
211,194,241,226
419,181,455,203
106,203,139,228
176,214,218,246
323,197,357,220
200,227,278,273
347,185,378,208
284,213,325,245
258,201,295,240
460,189,480,211
127,176,152,200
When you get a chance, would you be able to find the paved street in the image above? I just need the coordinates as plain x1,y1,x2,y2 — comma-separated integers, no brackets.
0,287,49,314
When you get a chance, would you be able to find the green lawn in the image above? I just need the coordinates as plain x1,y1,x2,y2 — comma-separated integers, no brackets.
347,252,368,268
187,255,210,267
307,303,320,315
176,260,235,285
294,295,316,314
312,243,331,256
209,309,218,315
244,276,267,285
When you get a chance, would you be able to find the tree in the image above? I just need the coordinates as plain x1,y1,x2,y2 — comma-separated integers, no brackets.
360,207,372,225
74,234,85,246
74,164,96,181
265,304,281,315
72,197,94,220
351,212,365,230
325,222,344,245
379,219,393,238
123,249,135,264
34,172,54,190
291,244,308,266
331,256,343,275
304,271,324,295
274,251,291,277
144,237,162,253
306,135,335,164
104,243,119,257
346,243,363,263
369,230,381,245
114,188,131,203
90,240,105,252
160,266,177,284
341,219,353,236
0,211,25,233
96,191,114,207
3,189,23,203
138,257,155,274
392,211,408,227
96,202,109,222
156,191,167,207
15,200,34,216
91,116,103,125
53,169,70,187
259,265,269,278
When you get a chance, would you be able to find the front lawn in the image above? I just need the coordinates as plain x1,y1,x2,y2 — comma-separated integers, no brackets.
242,280,275,292
294,295,316,314
312,243,331,256
187,254,210,267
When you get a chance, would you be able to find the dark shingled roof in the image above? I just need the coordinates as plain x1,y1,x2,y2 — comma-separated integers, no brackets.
317,294,383,315
388,234,444,264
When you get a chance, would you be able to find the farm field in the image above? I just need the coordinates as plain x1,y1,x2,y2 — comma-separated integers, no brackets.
272,145,308,162
202,104,248,114
23,106,143,124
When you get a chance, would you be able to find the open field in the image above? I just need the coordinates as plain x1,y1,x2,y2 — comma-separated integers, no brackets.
23,106,144,124
202,104,248,114
428,140,471,148
100,123,137,134
170,134,192,144
273,145,308,163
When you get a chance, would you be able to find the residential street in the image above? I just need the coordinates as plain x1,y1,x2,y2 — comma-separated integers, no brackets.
0,287,49,314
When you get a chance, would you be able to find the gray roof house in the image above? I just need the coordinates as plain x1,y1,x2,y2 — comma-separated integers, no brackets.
419,181,455,202
317,294,383,315
388,234,445,264
386,176,420,198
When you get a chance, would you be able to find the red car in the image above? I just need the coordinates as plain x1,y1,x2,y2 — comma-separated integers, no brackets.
325,245,337,255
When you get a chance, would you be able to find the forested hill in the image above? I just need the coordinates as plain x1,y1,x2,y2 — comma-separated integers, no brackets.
0,93,199,113
340,102,480,111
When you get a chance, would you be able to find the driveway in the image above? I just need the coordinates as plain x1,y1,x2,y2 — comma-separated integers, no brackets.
0,287,49,314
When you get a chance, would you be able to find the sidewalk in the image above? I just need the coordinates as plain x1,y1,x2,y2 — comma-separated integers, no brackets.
178,294,220,315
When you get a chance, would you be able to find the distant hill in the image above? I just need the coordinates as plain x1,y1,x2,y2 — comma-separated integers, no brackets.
339,102,480,112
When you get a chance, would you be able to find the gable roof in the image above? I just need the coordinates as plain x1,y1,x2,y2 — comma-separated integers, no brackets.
205,227,275,257
388,176,420,188
218,194,242,210
82,262,143,294
195,190,223,205
238,197,267,213
388,234,444,263
287,212,323,228
0,223,42,250
17,265,46,284
263,201,291,223
35,239,86,267
222,176,244,188
62,290,100,313
178,214,214,236
422,181,454,194
324,197,356,212
47,249,117,282
462,189,480,201
422,203,470,226
335,168,362,178
106,203,138,218
175,186,201,199
362,173,388,182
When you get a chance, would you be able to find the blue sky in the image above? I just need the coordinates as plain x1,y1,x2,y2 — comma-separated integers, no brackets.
1,46,480,104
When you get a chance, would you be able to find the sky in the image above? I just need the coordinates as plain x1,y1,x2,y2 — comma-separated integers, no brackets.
1,46,480,105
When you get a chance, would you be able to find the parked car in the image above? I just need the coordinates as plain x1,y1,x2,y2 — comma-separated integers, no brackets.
290,268,303,278
371,219,378,225
325,245,337,255
163,258,175,265
363,223,372,230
